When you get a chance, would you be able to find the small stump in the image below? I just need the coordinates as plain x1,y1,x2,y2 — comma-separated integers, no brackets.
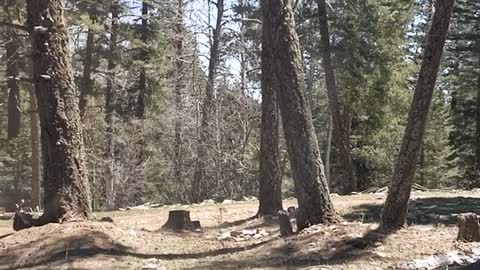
278,210,294,237
162,210,198,231
457,213,480,242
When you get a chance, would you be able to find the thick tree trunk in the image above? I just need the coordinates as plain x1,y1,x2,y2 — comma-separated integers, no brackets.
5,28,21,140
26,0,92,223
191,0,224,203
317,0,356,194
257,3,283,216
261,0,338,231
29,86,42,209
174,0,184,195
79,13,96,117
380,0,454,231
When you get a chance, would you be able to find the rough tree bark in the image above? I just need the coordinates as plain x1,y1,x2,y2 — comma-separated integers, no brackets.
173,0,184,195
191,0,224,203
29,85,42,209
26,0,92,223
380,0,455,231
79,10,96,117
317,0,356,194
257,0,283,216
261,0,338,230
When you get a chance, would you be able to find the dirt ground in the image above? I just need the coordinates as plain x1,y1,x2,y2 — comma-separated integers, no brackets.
1,191,480,270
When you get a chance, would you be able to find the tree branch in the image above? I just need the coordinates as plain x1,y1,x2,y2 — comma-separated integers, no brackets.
0,21,29,33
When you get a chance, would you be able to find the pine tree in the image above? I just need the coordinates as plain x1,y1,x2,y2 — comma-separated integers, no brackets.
262,0,338,229
381,0,455,231
26,0,92,223
446,0,480,187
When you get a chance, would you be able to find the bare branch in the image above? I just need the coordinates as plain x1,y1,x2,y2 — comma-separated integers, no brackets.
0,21,29,33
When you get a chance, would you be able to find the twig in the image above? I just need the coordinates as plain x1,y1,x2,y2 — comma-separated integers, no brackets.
0,21,29,33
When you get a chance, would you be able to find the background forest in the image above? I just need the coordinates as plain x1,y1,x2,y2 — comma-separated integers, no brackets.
0,0,478,211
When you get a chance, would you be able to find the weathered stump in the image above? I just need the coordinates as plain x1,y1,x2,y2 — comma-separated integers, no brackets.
457,213,480,242
162,210,196,231
13,212,35,231
278,210,294,237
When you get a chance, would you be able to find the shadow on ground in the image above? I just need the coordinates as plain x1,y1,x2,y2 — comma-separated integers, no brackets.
0,228,276,270
342,196,480,225
180,228,388,270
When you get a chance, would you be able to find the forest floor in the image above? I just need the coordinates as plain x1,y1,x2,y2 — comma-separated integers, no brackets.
1,191,480,270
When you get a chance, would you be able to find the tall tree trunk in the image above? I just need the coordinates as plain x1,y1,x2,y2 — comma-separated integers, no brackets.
380,0,454,231
79,12,96,117
325,114,333,184
135,1,148,119
476,56,480,182
262,0,338,230
4,0,22,208
26,0,92,223
418,142,426,186
191,0,224,203
5,0,21,140
104,4,119,209
30,84,42,209
239,0,246,97
317,0,356,194
257,1,282,216
173,0,184,197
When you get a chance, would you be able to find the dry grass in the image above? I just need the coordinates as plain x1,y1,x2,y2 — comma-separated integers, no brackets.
0,191,479,270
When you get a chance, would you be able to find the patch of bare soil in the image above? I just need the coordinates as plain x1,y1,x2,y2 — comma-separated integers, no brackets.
0,191,479,270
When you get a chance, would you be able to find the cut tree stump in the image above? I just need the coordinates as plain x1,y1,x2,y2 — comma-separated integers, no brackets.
161,210,197,231
278,210,294,237
457,213,480,242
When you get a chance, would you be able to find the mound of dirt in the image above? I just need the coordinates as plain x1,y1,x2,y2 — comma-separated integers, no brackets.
0,222,131,269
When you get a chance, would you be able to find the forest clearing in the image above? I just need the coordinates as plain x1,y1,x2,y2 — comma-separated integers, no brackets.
2,191,480,270
1,0,479,269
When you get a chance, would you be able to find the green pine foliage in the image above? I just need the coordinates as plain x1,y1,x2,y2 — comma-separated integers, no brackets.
445,0,480,187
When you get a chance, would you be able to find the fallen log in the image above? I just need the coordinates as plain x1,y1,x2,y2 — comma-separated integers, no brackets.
395,246,480,270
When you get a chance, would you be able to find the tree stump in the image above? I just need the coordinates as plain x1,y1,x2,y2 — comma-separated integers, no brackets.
162,210,196,231
278,210,294,237
457,213,480,242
